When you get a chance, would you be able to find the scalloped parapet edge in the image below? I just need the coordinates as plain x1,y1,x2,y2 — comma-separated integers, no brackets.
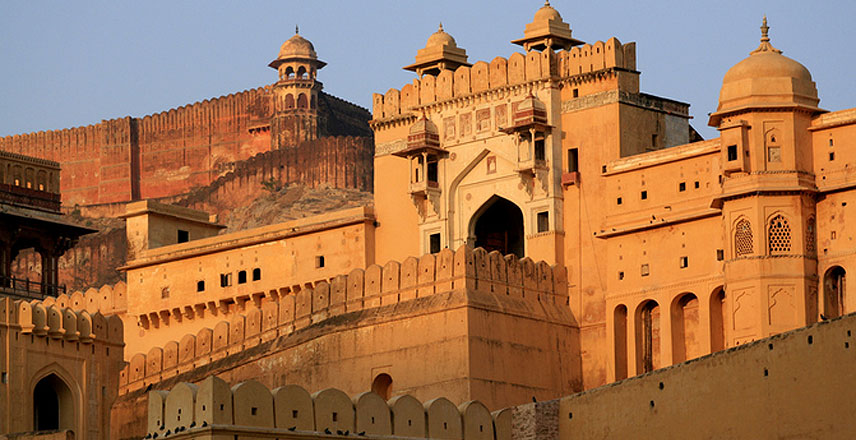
145,376,506,440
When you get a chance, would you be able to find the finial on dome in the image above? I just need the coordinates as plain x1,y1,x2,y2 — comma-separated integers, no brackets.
544,0,551,6
438,22,444,32
750,15,781,55
295,25,299,35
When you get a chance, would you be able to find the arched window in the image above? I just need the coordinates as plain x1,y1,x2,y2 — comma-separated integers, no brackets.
735,219,753,256
297,93,308,109
285,66,295,79
768,214,792,255
297,66,307,79
285,94,295,109
252,268,261,281
371,373,393,400
806,217,817,255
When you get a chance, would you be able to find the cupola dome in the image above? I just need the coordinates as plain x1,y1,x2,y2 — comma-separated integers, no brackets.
403,24,470,77
709,17,820,126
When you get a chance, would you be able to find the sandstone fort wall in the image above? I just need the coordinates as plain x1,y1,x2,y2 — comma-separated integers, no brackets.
117,245,569,394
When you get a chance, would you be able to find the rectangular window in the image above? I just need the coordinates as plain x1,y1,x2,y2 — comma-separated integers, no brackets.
238,270,247,284
651,134,658,148
177,229,189,243
573,88,579,98
567,148,579,173
617,197,623,205
429,233,441,254
161,287,169,299
727,145,738,161
641,264,650,276
829,152,835,161
315,256,325,268
197,280,205,292
679,256,688,268
537,211,549,233
694,181,700,189
641,190,648,200
679,182,686,192
716,249,724,261
618,271,624,280
220,273,232,287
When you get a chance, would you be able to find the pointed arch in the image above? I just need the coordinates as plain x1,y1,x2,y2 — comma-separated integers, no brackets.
734,218,753,256
468,196,524,258
30,363,81,434
768,214,792,255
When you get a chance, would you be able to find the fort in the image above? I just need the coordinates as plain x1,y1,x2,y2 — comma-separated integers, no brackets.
2,3,856,439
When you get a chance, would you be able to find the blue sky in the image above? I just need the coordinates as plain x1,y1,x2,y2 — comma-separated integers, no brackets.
1,1,853,139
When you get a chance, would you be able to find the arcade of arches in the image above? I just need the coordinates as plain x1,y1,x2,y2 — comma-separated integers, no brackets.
613,287,727,379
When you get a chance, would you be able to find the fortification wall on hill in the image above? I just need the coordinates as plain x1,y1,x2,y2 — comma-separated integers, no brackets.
118,245,570,394
371,38,636,121
142,376,509,440
177,135,374,214
0,86,373,208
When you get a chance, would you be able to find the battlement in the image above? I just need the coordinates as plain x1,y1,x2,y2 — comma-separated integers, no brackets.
119,245,569,394
137,86,271,144
144,376,508,440
0,295,123,345
371,38,635,121
39,281,128,316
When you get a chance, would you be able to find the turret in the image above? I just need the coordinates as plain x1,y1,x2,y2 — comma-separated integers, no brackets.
269,27,326,149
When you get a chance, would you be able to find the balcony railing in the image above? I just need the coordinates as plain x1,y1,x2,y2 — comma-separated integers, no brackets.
0,275,66,299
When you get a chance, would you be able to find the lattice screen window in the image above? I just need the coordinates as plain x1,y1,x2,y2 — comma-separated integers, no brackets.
768,215,792,255
806,217,817,255
735,219,754,256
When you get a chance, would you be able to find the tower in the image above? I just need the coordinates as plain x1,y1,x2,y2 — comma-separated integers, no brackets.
709,18,824,343
269,28,326,149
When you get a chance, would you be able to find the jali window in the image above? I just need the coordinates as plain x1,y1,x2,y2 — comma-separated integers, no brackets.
768,214,792,255
735,219,754,256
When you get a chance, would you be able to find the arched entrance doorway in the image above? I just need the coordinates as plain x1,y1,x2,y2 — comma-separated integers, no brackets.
471,196,524,258
823,266,846,318
33,374,74,432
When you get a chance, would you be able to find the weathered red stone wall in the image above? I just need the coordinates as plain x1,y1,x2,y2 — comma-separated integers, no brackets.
178,136,373,214
0,87,372,208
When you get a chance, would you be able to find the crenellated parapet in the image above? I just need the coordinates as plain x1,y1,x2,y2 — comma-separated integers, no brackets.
41,281,128,316
371,38,635,122
120,245,569,394
144,376,508,440
0,295,123,346
137,86,272,145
